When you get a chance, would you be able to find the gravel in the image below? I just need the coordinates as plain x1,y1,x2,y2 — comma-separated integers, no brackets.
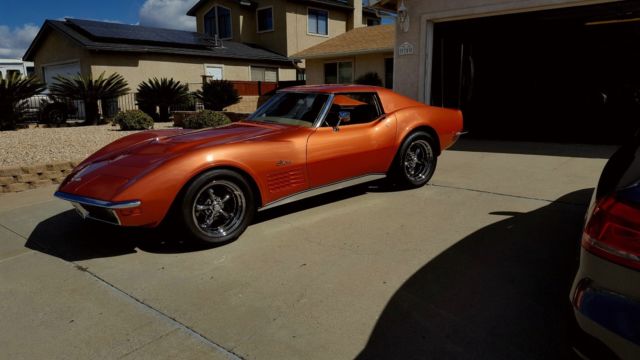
0,123,177,168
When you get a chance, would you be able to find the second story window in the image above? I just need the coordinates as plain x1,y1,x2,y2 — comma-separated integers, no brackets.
204,5,232,39
257,7,274,32
308,8,328,36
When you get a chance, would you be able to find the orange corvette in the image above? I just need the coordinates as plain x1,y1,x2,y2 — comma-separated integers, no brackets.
55,85,463,243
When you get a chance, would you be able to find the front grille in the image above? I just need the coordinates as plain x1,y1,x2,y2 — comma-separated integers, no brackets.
82,204,120,225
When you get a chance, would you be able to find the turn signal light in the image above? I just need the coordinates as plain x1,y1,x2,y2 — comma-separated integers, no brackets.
582,196,640,270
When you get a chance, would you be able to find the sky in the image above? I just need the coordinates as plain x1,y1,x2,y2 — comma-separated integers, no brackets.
1,0,392,60
1,0,201,59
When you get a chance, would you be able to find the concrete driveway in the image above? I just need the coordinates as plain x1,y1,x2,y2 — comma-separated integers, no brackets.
0,140,616,359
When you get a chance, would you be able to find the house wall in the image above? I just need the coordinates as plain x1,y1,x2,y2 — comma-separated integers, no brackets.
88,53,268,90
305,52,393,86
391,0,617,101
32,31,91,81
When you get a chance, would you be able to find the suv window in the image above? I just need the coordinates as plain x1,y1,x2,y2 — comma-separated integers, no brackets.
324,93,382,127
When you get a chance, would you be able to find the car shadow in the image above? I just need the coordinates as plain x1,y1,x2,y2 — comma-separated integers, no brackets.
356,188,593,360
25,180,402,262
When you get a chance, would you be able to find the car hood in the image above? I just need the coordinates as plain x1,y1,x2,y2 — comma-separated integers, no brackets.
59,121,292,199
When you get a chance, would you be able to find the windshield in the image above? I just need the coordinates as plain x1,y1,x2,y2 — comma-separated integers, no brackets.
248,92,330,127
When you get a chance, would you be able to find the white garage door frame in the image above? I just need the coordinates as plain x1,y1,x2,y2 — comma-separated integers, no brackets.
417,0,618,105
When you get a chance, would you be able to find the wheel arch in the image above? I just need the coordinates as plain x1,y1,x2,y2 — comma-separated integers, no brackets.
401,125,442,156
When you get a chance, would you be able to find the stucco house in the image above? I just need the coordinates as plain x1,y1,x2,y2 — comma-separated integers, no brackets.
294,24,394,87
371,0,640,143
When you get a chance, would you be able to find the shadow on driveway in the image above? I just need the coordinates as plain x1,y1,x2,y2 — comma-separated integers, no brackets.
357,189,593,360
25,181,401,262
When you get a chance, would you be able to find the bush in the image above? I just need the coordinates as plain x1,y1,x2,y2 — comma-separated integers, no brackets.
194,80,241,111
136,78,191,122
114,110,154,130
355,72,383,87
182,110,231,129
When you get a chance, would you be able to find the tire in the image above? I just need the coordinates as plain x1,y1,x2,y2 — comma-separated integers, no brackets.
46,108,66,125
180,169,256,244
391,131,438,188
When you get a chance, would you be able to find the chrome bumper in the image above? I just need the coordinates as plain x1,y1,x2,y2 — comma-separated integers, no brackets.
54,191,141,226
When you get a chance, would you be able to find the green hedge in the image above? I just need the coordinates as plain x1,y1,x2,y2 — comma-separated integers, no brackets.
182,110,231,129
114,110,154,130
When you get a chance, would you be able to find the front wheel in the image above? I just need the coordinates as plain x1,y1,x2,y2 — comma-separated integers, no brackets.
391,132,438,188
180,169,255,244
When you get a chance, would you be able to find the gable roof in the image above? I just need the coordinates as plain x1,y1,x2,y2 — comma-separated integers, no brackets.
23,19,293,65
293,24,394,59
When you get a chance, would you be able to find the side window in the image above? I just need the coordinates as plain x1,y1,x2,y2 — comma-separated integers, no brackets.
324,93,382,127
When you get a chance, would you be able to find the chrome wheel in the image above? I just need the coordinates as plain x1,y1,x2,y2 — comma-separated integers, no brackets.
192,180,246,238
404,139,434,182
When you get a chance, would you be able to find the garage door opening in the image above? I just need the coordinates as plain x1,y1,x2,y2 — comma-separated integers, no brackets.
431,2,640,144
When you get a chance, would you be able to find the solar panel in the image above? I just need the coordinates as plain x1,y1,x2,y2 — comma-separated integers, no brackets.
67,18,213,48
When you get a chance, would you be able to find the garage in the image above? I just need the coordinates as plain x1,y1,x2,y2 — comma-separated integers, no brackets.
429,2,640,144
42,62,81,86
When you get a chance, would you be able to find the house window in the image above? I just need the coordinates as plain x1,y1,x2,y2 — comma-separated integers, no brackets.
204,6,232,39
205,65,223,80
324,62,352,84
308,8,328,36
251,66,278,82
296,69,306,81
257,7,274,32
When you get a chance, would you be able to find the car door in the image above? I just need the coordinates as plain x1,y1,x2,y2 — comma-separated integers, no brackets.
306,92,397,188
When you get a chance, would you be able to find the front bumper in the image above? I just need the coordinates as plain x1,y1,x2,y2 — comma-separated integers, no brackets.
54,191,141,226
571,249,640,359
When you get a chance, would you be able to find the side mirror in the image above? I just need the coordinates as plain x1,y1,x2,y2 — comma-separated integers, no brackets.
334,111,351,132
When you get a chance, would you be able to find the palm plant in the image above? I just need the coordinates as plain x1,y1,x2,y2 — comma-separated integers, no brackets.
49,72,130,124
136,78,191,122
0,73,46,130
194,80,241,111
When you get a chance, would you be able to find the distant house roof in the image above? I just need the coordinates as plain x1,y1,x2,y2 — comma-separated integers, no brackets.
293,24,394,59
23,19,293,65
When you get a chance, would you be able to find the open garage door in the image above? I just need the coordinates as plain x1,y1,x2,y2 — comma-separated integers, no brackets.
431,2,640,144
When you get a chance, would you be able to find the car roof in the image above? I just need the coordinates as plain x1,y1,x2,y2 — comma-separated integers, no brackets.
281,84,388,94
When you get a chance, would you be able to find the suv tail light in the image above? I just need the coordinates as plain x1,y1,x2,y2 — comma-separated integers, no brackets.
582,194,640,270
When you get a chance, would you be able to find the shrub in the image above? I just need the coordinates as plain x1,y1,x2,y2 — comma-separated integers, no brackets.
355,72,383,87
194,80,241,111
0,73,46,130
182,110,231,129
136,77,190,122
114,110,154,130
49,72,130,125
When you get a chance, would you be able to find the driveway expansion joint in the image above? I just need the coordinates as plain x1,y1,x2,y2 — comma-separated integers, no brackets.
430,183,589,207
74,265,245,360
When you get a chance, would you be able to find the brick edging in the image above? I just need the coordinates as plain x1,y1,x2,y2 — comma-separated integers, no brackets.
0,161,79,193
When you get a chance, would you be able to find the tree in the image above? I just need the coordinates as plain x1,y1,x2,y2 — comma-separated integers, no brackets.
136,77,191,122
0,73,46,130
355,72,383,87
194,80,241,111
49,72,130,124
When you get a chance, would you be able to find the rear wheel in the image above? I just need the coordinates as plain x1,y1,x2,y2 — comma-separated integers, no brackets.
180,169,255,244
391,132,438,188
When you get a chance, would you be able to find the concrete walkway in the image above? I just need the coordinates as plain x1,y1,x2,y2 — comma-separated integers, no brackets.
0,140,616,359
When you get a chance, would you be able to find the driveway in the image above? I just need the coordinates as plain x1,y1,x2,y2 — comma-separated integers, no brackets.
0,140,616,359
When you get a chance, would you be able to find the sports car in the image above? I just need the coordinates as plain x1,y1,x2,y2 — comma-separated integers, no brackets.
55,85,463,243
